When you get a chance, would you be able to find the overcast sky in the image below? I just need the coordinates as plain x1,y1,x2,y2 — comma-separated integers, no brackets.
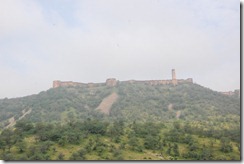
0,0,240,98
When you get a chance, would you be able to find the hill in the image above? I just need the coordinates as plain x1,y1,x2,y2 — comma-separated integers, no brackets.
0,82,240,126
0,82,240,160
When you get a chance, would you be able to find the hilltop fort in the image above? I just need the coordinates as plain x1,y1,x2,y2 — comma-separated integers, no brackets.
53,69,193,88
220,90,240,97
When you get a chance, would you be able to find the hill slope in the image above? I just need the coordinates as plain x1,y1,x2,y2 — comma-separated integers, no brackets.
0,82,240,127
0,82,240,160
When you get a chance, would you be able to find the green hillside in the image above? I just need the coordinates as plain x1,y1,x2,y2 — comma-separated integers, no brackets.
0,82,240,160
0,82,240,125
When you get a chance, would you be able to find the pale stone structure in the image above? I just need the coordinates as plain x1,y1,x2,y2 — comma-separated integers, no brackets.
172,69,178,85
220,89,240,97
53,80,86,88
106,78,117,87
52,69,193,88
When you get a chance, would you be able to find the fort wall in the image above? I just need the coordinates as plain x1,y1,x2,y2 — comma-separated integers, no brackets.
53,80,86,88
52,69,193,88
220,89,240,97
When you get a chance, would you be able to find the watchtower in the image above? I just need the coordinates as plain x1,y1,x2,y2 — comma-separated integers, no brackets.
53,80,61,88
172,69,178,85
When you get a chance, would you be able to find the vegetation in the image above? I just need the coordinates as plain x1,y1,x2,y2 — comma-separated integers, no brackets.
0,82,240,160
0,120,240,160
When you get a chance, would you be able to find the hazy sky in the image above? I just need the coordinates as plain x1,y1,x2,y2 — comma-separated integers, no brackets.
0,0,240,98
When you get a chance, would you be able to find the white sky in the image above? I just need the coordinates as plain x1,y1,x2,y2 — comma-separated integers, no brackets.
0,0,240,98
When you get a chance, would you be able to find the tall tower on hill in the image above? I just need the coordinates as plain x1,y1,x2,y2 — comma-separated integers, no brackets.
172,69,178,85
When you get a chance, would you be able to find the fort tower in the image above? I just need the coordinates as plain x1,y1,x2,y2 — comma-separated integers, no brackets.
172,69,178,85
53,80,61,88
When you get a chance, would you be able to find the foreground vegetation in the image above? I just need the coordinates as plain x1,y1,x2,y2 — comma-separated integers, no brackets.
0,118,240,160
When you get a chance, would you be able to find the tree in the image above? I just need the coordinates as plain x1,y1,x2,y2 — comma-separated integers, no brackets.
15,120,34,133
16,141,27,153
66,132,81,144
82,119,108,135
236,143,240,153
39,141,53,154
112,148,124,160
162,139,167,146
173,143,179,156
165,129,182,142
2,153,13,160
188,142,198,152
166,147,171,155
28,153,46,160
57,153,65,160
0,138,6,152
220,137,233,153
133,122,160,138
199,148,213,160
184,134,194,144
128,136,143,152
173,121,181,130
107,120,124,139
58,136,67,146
69,149,86,160
0,129,17,152
144,135,159,150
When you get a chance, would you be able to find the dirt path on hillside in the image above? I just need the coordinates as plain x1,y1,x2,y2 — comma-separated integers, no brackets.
176,110,181,119
19,109,32,120
5,109,32,129
96,92,118,115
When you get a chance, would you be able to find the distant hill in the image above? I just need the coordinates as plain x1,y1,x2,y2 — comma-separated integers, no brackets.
0,82,240,128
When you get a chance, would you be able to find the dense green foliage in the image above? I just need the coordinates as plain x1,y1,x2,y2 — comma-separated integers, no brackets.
0,82,240,160
111,83,239,122
0,120,240,160
0,83,240,126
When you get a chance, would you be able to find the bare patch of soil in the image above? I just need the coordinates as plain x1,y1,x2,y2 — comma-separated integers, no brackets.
176,110,181,119
5,109,32,129
96,92,118,115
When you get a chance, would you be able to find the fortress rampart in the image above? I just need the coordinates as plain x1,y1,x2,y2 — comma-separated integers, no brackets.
122,78,193,85
53,80,104,88
220,89,240,97
53,69,193,88
53,81,86,88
